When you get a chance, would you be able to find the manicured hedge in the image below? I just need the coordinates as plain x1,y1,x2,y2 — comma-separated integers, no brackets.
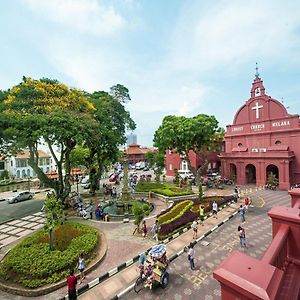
158,200,193,225
157,195,235,239
0,222,99,288
136,182,193,197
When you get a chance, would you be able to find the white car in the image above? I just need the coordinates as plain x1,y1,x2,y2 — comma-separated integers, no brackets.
178,171,195,180
80,177,90,189
7,191,34,204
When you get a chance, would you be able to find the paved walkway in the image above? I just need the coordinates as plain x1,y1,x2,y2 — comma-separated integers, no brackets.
122,189,291,300
78,201,240,300
0,197,168,300
0,212,45,252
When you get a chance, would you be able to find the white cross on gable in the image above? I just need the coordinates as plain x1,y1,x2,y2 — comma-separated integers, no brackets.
251,102,263,119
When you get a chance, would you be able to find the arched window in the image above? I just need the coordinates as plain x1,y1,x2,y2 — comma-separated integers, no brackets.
275,140,281,145
180,160,188,171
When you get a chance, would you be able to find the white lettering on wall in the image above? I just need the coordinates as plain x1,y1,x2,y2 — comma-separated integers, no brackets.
250,124,265,131
272,120,290,127
252,148,267,153
232,126,244,132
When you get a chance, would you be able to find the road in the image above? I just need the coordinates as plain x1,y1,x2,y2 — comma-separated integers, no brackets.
0,193,45,224
0,169,154,224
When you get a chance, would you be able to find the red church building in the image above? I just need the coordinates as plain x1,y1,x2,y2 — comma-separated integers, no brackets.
220,73,300,190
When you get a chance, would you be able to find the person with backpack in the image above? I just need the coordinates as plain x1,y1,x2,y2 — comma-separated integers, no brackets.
238,225,247,248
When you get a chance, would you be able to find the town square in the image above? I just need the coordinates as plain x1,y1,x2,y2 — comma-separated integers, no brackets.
0,1,300,300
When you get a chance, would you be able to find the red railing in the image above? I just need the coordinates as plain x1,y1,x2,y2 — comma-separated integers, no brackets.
262,224,289,271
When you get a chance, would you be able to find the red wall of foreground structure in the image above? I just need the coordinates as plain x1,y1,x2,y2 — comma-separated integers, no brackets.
213,188,300,299
220,75,300,190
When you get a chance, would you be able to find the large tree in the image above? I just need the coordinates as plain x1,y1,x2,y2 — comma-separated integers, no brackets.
153,114,224,189
145,151,165,182
83,86,136,194
0,77,97,200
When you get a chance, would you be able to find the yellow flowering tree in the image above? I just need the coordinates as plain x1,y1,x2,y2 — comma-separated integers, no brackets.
0,77,97,201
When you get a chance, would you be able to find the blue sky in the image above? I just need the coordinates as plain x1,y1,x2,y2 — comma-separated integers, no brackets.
1,0,300,146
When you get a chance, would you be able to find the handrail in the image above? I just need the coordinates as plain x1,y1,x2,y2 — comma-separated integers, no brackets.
262,224,289,270
292,198,300,209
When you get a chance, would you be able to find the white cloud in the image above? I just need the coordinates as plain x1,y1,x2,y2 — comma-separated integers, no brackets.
168,1,300,72
23,0,127,35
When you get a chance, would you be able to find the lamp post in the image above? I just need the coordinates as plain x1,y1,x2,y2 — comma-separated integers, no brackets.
28,177,31,192
76,174,79,193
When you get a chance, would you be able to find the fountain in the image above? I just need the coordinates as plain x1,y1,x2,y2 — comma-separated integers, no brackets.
102,154,153,219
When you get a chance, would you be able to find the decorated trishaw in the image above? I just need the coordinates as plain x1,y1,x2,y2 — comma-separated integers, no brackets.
134,244,169,293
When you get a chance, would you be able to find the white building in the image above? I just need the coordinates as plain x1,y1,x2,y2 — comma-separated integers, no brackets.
6,149,53,179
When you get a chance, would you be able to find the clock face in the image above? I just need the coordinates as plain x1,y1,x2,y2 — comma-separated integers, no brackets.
255,87,261,97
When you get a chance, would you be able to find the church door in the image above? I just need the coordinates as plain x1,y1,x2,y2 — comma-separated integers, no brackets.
246,164,256,184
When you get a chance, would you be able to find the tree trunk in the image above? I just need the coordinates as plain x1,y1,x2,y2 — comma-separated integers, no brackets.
49,226,54,250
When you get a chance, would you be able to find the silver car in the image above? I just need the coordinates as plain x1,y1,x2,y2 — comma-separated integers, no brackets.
7,191,34,204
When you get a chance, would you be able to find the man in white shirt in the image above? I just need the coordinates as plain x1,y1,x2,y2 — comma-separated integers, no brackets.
212,201,218,219
191,220,198,239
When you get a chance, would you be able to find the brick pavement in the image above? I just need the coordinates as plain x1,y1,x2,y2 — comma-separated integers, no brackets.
0,197,168,300
0,212,45,250
122,189,290,300
77,201,239,300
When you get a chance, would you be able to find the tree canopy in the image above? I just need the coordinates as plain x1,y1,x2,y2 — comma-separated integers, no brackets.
153,114,224,180
0,77,135,200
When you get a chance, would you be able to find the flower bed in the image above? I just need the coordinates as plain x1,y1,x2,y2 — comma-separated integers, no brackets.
136,182,193,197
158,200,193,225
157,195,235,239
0,222,99,288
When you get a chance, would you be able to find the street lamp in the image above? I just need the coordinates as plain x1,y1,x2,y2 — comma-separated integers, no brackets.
76,174,79,193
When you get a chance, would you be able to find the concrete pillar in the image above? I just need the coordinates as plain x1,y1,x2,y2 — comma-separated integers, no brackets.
279,160,290,190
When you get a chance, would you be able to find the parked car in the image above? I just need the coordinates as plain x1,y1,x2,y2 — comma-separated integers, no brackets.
7,191,34,204
178,171,195,180
80,177,90,189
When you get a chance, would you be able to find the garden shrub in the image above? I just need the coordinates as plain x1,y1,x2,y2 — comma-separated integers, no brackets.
136,181,193,197
157,195,235,238
158,200,193,225
0,222,99,288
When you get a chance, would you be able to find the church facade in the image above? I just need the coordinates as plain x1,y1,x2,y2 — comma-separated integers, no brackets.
220,74,300,189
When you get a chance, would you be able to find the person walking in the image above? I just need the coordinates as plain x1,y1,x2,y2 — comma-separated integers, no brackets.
238,226,247,247
78,254,85,284
67,269,77,300
191,220,198,239
142,220,147,238
89,203,93,220
212,201,218,218
239,205,245,223
152,220,159,242
199,205,205,226
187,243,195,270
